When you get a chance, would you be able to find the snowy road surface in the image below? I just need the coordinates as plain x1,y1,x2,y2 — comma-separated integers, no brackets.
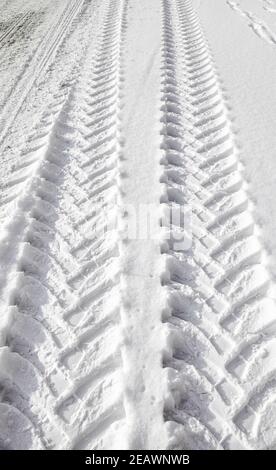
0,0,276,450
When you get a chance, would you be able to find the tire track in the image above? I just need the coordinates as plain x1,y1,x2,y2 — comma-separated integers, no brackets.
227,1,276,44
161,0,276,450
262,0,276,13
0,91,69,225
0,92,77,450
0,9,47,108
0,10,31,45
0,0,85,148
0,0,103,228
0,0,127,450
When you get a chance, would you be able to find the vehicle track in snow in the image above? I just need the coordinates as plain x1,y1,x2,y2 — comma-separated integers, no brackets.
0,0,85,147
1,0,276,452
227,1,276,44
0,0,127,450
161,0,276,450
0,10,31,46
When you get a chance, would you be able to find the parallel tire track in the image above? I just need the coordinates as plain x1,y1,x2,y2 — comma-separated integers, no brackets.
0,0,126,450
1,0,275,451
161,0,276,450
0,0,85,147
0,10,31,45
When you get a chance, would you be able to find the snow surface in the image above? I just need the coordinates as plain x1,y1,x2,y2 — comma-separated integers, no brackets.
0,0,276,450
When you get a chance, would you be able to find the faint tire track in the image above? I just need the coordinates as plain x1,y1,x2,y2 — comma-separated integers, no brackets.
0,0,85,148
0,10,31,45
227,0,276,44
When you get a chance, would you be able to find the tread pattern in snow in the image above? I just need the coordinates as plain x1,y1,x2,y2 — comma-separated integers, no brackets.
161,0,276,451
0,0,276,451
0,0,126,450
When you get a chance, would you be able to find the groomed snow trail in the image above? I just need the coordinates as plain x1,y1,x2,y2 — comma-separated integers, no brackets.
0,0,276,451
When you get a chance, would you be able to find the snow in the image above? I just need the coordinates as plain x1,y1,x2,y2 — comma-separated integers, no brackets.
0,0,276,451
199,0,276,279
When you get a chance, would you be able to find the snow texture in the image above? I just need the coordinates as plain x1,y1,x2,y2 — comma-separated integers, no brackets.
0,0,276,450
